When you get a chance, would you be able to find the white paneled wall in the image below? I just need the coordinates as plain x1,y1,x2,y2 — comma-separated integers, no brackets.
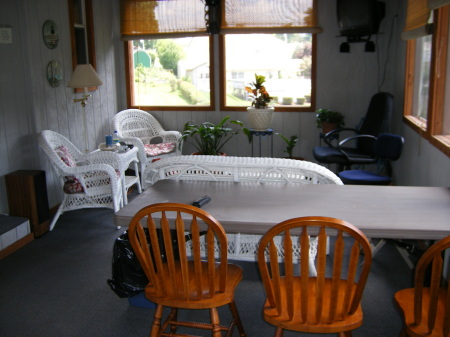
0,0,119,213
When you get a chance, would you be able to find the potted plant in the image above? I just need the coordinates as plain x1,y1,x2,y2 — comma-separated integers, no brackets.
315,109,345,134
180,116,244,155
276,133,302,159
245,74,274,131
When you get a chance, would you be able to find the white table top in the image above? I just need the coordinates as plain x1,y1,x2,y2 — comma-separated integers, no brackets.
114,180,450,240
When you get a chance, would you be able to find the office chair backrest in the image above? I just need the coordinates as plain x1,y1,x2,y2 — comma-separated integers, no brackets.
375,133,404,160
357,92,393,154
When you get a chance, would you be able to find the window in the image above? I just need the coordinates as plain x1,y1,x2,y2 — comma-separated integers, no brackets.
220,33,314,111
121,0,320,112
68,0,97,91
403,3,450,156
126,36,213,109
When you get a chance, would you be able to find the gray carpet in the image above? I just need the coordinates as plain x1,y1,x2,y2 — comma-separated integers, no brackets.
0,204,415,337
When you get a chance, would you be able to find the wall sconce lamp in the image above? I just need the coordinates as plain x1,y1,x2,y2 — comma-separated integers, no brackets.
67,64,103,152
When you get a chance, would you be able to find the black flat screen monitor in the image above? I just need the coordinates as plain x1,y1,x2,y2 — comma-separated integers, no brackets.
337,0,385,37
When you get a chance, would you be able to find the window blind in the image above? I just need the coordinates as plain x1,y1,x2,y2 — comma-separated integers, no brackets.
221,0,322,34
121,0,321,40
402,0,433,40
121,0,208,40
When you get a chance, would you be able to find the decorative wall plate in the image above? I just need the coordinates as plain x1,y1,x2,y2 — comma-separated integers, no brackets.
47,60,63,87
42,20,59,49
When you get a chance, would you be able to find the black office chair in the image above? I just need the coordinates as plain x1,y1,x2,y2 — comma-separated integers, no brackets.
338,133,404,185
313,92,393,171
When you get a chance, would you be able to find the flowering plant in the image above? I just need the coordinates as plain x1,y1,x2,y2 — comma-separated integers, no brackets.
245,74,272,109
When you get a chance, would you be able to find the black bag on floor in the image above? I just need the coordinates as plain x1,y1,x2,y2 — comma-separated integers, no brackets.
107,228,194,298
107,230,148,298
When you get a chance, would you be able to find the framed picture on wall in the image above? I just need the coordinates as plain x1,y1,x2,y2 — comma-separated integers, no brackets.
42,20,59,49
47,60,62,87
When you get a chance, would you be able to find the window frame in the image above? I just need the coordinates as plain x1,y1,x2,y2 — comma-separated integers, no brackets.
404,5,450,156
68,0,97,92
124,33,317,112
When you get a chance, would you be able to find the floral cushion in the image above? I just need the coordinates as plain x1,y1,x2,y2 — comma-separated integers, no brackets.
55,145,76,167
63,170,121,194
144,143,176,157
63,178,84,194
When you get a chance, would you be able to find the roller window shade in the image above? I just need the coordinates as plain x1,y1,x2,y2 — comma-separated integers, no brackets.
402,0,433,40
121,0,322,40
221,0,322,34
121,0,208,40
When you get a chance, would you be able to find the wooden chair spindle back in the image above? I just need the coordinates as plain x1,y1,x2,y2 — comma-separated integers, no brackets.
257,216,372,333
128,203,228,302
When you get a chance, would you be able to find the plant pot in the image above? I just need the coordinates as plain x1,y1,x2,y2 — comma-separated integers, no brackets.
296,97,305,105
321,122,338,134
247,107,274,131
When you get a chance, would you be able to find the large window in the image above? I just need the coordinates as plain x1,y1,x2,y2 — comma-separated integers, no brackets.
221,33,314,111
121,0,319,112
404,3,450,156
127,37,212,109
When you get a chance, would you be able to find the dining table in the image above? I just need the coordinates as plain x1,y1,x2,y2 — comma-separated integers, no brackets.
114,179,450,241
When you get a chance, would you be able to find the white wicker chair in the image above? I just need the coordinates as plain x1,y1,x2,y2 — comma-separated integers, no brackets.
38,130,123,231
112,109,182,188
145,156,343,274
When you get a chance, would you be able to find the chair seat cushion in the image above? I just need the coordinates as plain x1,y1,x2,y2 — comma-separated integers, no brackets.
313,146,348,164
339,170,392,185
144,143,176,157
313,146,376,165
63,170,121,194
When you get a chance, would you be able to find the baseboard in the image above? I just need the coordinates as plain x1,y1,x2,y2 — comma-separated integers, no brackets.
0,233,34,260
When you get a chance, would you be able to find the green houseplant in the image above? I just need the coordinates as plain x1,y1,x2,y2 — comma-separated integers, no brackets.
180,116,244,155
315,109,345,133
276,133,299,159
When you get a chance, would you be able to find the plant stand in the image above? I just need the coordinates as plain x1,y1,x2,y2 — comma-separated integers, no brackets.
250,128,273,157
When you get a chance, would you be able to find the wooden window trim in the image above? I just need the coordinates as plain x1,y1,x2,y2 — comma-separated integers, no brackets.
403,6,450,157
218,34,317,112
68,0,97,92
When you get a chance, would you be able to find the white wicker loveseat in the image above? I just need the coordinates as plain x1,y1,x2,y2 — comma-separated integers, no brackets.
145,155,342,188
112,109,183,188
145,156,343,272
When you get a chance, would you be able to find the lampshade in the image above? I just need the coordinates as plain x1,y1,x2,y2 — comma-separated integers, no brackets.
67,64,103,89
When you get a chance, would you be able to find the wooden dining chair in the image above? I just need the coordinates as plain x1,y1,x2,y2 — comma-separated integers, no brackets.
394,236,450,337
128,202,247,337
257,216,372,337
